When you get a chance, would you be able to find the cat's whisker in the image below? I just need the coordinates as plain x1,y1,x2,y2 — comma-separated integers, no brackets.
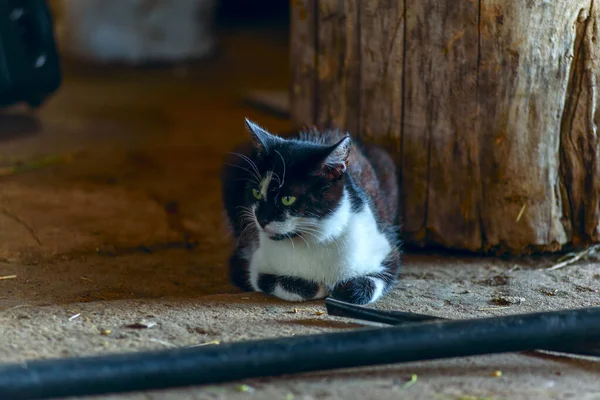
230,152,262,181
303,212,326,220
240,216,258,229
274,149,286,187
305,233,342,256
298,219,322,226
302,226,345,254
237,225,253,239
297,233,311,249
297,228,321,242
330,238,344,254
236,222,257,247
297,229,333,256
297,225,321,234
297,224,324,237
224,163,261,184
296,224,321,233
286,233,295,249
239,218,256,228
269,169,283,188
240,213,257,223
237,209,254,221
235,178,260,185
236,206,253,214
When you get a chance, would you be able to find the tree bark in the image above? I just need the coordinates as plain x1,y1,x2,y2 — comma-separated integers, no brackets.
290,0,600,254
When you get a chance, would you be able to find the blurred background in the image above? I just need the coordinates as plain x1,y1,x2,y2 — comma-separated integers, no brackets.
50,0,290,62
0,0,294,305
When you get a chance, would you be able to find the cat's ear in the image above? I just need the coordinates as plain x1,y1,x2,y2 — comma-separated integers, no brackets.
245,118,281,154
320,135,352,180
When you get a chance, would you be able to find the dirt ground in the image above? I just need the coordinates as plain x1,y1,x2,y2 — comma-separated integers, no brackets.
1,27,600,400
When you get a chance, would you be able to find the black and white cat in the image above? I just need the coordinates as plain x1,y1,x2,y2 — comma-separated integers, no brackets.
221,119,402,305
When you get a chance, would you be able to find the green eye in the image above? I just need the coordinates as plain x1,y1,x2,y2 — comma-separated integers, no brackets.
281,195,296,206
252,188,262,200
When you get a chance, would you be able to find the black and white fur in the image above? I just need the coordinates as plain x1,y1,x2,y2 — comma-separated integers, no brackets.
221,119,402,305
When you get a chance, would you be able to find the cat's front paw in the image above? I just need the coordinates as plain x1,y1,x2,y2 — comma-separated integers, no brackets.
229,252,253,292
331,276,382,305
257,274,328,302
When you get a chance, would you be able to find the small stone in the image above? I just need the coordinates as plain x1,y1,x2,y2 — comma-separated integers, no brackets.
125,321,157,329
491,296,525,306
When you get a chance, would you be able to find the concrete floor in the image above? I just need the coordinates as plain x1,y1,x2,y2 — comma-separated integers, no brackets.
1,27,600,400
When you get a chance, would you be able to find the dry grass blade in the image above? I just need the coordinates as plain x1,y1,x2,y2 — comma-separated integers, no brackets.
402,374,418,388
478,307,511,311
68,313,81,321
149,338,176,347
555,252,577,263
0,275,17,280
0,153,76,178
515,204,526,222
547,244,600,271
189,340,220,348
84,315,100,334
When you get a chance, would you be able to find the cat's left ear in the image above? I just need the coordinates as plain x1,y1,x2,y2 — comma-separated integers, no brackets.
321,135,352,180
245,118,281,155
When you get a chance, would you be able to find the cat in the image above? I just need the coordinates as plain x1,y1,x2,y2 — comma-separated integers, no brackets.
220,119,402,305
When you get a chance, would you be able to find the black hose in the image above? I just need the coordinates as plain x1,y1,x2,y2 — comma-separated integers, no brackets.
325,298,600,357
2,306,600,399
325,297,440,324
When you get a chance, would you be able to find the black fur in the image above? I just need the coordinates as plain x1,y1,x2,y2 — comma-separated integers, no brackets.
229,250,252,292
332,277,376,305
256,274,321,299
257,273,278,293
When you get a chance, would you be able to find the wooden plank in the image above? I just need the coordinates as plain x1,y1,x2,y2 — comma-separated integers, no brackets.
315,0,360,134
358,0,404,156
289,0,598,254
558,1,600,246
401,0,482,249
477,0,588,252
290,0,317,129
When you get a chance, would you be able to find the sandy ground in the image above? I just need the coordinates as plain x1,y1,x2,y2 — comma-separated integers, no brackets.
1,28,600,400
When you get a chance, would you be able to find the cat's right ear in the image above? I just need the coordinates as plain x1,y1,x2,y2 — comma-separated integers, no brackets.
245,118,281,155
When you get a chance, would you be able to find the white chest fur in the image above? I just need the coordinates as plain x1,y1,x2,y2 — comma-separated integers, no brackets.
248,193,392,288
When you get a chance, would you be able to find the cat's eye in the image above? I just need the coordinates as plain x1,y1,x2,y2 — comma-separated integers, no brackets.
252,188,262,200
281,196,296,206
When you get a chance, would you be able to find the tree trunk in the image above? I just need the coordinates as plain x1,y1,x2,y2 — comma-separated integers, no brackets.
290,0,600,254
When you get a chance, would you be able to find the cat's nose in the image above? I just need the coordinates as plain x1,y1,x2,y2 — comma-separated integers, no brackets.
257,219,276,233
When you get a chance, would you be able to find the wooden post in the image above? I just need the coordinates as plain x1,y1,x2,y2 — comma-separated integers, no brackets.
290,0,600,254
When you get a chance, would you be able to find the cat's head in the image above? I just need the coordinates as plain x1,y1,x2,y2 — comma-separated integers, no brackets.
243,119,352,241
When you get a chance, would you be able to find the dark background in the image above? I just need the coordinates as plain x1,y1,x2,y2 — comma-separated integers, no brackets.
216,0,290,28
